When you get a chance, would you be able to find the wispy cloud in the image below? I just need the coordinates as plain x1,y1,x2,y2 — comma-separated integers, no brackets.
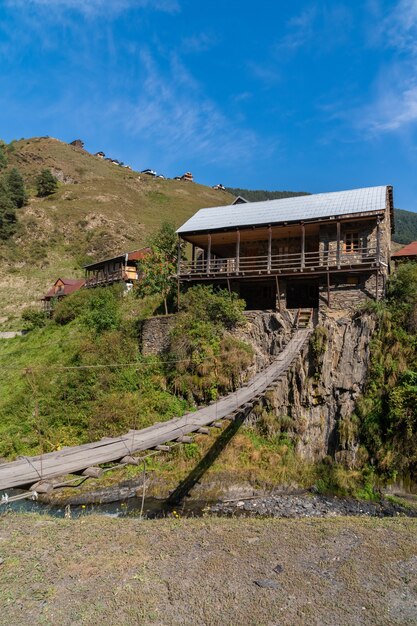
5,0,180,17
275,6,317,54
357,0,417,134
119,49,268,166
181,33,217,54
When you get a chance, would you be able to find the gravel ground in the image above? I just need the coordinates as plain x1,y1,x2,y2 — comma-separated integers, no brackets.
210,493,417,518
0,513,417,625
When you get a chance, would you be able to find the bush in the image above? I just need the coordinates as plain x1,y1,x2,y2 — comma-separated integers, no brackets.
82,286,122,334
4,168,27,208
36,169,58,197
21,307,47,330
53,289,92,325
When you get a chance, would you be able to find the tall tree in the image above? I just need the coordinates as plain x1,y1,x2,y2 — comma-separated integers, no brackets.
36,169,58,197
0,181,17,240
136,222,179,315
0,141,7,170
5,167,27,208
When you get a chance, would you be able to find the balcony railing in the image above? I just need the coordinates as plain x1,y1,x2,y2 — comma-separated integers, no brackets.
179,247,382,278
85,268,138,288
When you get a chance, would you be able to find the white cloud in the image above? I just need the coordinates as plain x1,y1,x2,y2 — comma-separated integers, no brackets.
119,49,267,166
5,0,180,16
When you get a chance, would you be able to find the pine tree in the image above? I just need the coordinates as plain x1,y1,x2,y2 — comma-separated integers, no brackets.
0,141,7,170
36,168,58,197
0,181,17,240
5,167,27,208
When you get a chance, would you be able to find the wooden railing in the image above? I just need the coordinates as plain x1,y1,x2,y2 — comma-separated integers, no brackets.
179,247,381,277
85,268,137,287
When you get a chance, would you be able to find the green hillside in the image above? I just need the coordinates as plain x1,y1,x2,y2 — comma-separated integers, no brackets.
227,187,417,245
0,137,234,328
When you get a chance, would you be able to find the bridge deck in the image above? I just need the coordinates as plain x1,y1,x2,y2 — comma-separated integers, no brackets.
0,329,311,491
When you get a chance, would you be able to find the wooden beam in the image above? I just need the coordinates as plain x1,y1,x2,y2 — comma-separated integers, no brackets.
300,222,305,270
177,238,181,274
327,271,331,308
275,274,281,313
336,221,341,269
207,233,211,275
267,225,272,273
376,218,381,263
236,229,240,274
376,268,379,301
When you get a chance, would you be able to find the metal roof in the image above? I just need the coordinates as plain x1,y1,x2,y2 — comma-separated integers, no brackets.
177,186,390,234
392,241,417,257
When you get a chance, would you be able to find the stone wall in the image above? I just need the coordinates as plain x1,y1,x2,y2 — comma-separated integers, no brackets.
141,314,176,356
319,272,384,313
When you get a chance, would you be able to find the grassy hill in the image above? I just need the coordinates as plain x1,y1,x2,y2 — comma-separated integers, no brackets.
227,187,417,245
0,137,234,327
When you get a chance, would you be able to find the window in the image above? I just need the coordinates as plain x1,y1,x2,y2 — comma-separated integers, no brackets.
345,232,360,253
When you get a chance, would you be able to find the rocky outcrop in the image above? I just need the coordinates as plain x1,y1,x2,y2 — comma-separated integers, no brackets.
244,311,376,463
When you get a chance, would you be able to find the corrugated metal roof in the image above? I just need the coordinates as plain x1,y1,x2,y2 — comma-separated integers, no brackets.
392,241,417,257
177,186,389,234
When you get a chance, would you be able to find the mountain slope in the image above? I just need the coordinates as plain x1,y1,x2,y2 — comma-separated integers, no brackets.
0,137,235,327
227,187,417,245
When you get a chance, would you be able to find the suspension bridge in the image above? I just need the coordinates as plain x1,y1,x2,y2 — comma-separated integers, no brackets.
0,325,311,496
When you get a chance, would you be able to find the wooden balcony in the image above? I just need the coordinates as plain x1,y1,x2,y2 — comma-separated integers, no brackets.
178,247,383,280
85,268,137,288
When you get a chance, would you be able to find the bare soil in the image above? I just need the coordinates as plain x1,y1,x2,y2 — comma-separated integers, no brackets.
0,513,416,625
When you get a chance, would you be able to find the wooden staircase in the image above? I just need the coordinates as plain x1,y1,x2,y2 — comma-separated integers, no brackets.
295,308,313,329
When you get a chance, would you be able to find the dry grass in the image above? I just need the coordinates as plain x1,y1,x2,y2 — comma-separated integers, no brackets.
0,514,416,625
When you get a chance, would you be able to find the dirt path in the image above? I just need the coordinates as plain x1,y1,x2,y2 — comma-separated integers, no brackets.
1,514,416,625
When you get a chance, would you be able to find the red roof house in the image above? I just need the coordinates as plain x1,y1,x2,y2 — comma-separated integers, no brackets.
392,241,417,265
42,278,85,312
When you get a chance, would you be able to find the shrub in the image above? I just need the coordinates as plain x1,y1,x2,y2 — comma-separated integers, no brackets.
21,307,47,330
82,286,122,334
4,167,27,208
53,289,92,325
36,169,58,197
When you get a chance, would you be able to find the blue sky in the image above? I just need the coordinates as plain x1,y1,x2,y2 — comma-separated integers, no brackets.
1,0,417,210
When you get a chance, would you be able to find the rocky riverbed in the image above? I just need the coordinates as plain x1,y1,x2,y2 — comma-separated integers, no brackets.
209,492,417,518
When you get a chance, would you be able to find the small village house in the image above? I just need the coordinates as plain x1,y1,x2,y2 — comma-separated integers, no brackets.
391,241,417,267
176,186,394,311
42,278,85,313
84,247,151,289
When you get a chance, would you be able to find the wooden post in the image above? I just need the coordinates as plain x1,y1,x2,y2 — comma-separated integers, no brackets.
226,278,231,293
177,238,181,275
267,225,272,273
301,222,305,269
236,229,240,274
191,244,196,269
327,271,331,308
376,269,379,301
275,274,281,313
336,221,341,269
376,218,381,263
207,233,211,275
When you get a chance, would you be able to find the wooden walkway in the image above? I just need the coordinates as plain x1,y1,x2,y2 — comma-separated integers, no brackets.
0,329,311,491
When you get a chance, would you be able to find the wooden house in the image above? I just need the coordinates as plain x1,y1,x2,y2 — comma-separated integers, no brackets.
42,278,85,313
84,247,151,289
392,241,417,267
176,186,394,311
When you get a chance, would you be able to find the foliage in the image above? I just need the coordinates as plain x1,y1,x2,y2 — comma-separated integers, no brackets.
36,168,58,197
0,180,17,240
21,307,47,330
82,286,122,334
4,167,27,208
309,325,328,379
0,140,7,169
226,187,310,202
393,208,417,244
136,222,178,315
53,289,93,324
167,285,251,403
357,263,417,480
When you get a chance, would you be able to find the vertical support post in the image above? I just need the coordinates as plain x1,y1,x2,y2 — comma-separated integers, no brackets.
376,269,379,301
207,233,211,275
327,271,331,308
301,222,305,269
226,278,231,293
275,274,281,313
177,238,181,275
336,220,341,269
376,217,381,263
236,229,240,274
191,244,196,269
177,278,180,311
267,225,272,273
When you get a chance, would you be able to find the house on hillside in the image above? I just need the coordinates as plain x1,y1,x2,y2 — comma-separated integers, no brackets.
392,241,417,267
232,195,249,205
180,172,194,182
84,247,151,290
176,186,394,311
42,278,85,313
